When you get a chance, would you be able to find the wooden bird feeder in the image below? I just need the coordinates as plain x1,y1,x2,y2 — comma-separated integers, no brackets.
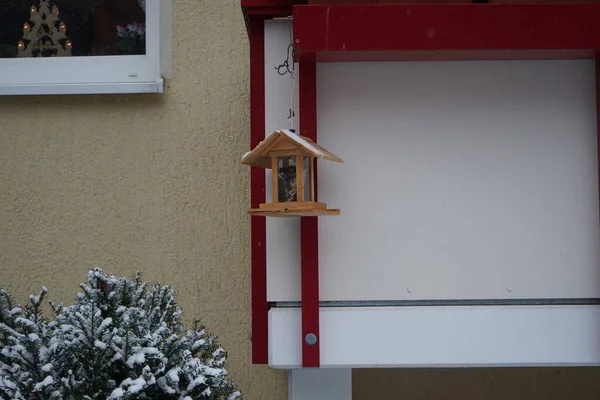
242,129,343,217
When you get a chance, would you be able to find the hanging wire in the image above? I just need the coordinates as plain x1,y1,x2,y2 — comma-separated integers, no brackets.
289,70,296,131
274,16,295,77
275,43,295,76
273,16,296,131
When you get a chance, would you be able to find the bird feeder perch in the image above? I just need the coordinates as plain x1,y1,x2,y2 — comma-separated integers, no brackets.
241,129,343,217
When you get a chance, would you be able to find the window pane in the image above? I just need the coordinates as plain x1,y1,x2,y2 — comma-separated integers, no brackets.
278,156,297,203
0,0,146,58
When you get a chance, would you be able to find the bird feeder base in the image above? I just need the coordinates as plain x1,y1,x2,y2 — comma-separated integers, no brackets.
248,201,341,217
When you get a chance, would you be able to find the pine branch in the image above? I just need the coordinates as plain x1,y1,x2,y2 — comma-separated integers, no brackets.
49,300,63,317
1,269,242,399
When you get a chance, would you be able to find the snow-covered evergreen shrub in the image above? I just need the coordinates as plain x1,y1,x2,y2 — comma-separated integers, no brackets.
0,286,56,399
0,268,241,400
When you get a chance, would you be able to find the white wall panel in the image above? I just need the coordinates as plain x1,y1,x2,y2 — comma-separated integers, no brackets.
265,21,600,301
316,60,600,301
289,369,351,400
265,20,301,301
269,306,600,369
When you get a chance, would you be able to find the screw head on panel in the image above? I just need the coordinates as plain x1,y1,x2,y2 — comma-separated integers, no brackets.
507,286,513,292
305,333,317,345
295,38,300,43
407,287,413,294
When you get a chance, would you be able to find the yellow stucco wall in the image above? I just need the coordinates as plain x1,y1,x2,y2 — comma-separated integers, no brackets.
354,367,600,399
2,1,600,399
0,0,287,398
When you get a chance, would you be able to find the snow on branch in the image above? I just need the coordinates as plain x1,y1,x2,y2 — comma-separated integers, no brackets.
0,268,241,400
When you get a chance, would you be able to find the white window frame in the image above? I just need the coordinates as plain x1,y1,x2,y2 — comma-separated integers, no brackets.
0,0,172,96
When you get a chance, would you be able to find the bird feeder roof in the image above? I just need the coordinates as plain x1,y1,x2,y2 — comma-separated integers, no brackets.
241,129,343,169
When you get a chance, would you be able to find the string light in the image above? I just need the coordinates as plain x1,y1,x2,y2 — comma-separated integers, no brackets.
18,1,72,57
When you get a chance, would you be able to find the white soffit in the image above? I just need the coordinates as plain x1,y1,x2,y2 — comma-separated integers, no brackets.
269,306,600,369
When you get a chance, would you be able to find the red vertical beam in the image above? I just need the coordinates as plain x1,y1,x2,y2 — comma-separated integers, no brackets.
299,58,321,368
597,57,600,247
249,15,268,365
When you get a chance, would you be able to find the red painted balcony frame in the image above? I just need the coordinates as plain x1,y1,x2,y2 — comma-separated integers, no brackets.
292,3,600,62
242,0,302,34
242,0,600,367
241,0,306,366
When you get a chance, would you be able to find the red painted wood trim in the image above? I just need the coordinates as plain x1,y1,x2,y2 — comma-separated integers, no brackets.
249,15,269,365
242,0,298,7
299,59,321,368
302,49,597,63
293,4,600,61
241,0,304,36
596,57,600,241
245,7,294,15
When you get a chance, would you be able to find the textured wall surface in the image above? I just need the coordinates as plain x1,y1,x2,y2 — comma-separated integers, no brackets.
0,1,287,398
354,368,600,400
2,1,600,399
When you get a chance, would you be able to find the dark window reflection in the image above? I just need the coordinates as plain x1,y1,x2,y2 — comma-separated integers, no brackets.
0,0,146,58
278,156,297,203
303,156,311,201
